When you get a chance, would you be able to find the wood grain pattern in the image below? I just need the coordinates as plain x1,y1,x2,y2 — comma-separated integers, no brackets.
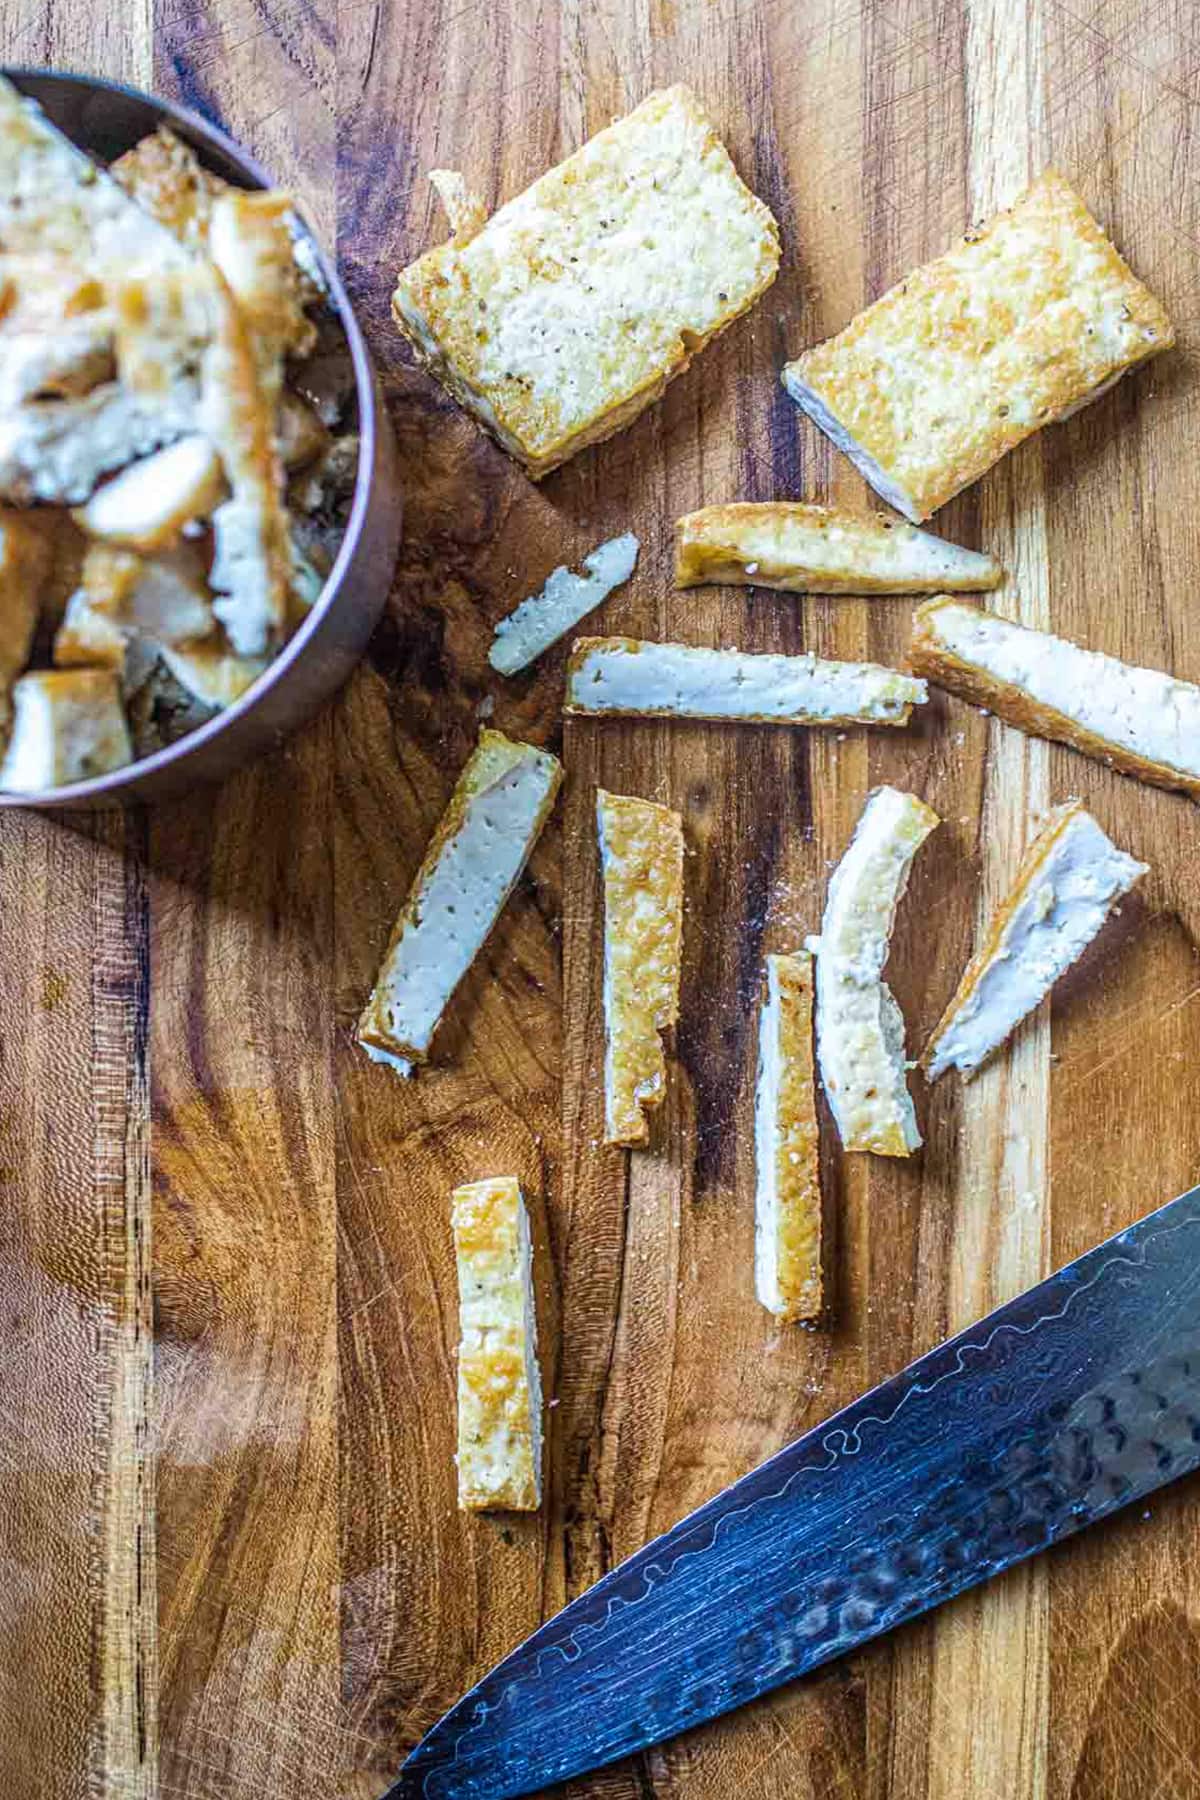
4,1,1200,1797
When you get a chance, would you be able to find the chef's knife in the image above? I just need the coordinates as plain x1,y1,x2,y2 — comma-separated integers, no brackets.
393,1183,1200,1799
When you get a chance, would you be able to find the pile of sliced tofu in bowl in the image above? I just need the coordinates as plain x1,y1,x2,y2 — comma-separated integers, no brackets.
0,70,386,805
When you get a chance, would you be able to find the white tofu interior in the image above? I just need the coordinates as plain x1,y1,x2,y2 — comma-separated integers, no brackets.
927,810,1146,1079
781,371,922,521
927,602,1200,783
810,788,937,1153
366,753,560,1063
568,640,925,722
489,532,639,675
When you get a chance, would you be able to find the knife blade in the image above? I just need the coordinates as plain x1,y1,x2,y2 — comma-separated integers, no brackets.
393,1183,1200,1800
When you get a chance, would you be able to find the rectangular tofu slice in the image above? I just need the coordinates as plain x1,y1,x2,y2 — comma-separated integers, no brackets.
565,637,926,726
924,802,1146,1081
393,85,780,478
811,787,939,1156
782,171,1173,521
755,952,822,1322
675,503,1003,594
358,730,563,1074
452,1177,543,1511
597,790,684,1146
910,595,1200,798
0,668,132,791
489,532,639,675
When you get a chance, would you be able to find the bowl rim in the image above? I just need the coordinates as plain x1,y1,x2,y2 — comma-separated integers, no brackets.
0,66,381,808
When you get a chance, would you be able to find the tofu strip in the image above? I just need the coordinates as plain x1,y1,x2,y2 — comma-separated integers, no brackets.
755,952,822,1322
489,532,639,675
675,503,1002,594
598,790,684,1146
782,170,1173,521
357,730,563,1074
910,596,1200,798
452,1177,542,1512
566,637,926,725
810,787,939,1156
924,803,1146,1081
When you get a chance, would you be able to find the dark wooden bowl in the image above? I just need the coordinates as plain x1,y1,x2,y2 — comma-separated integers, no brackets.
0,68,402,809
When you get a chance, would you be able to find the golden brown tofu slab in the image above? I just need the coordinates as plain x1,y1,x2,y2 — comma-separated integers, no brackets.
393,85,779,478
782,171,1173,521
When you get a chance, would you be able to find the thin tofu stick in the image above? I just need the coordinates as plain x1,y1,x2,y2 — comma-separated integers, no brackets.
489,533,639,675
452,1177,543,1511
810,787,939,1156
755,952,822,1322
782,171,1173,521
675,503,1002,594
910,596,1200,798
357,730,563,1075
566,638,926,726
598,790,684,1146
924,803,1147,1081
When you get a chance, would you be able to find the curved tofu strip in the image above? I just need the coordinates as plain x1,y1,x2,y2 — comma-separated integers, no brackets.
489,533,639,675
0,668,132,791
452,1177,542,1511
811,787,939,1155
114,266,291,656
675,503,1002,594
393,86,779,477
74,435,225,551
925,803,1146,1080
598,790,684,1146
911,596,1200,798
209,188,317,387
755,952,822,1322
566,637,926,725
782,171,1173,522
357,730,563,1072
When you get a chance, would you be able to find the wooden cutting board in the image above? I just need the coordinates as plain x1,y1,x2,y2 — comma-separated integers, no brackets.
4,1,1200,1796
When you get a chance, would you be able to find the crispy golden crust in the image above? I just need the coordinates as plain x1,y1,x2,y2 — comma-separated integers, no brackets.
783,171,1174,521
452,1177,542,1512
357,731,564,1064
111,126,228,249
910,596,1200,798
760,953,822,1322
674,502,1004,594
392,86,779,479
922,803,1080,1074
598,790,684,1146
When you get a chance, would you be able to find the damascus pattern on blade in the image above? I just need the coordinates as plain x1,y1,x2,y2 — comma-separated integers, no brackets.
394,1187,1200,1800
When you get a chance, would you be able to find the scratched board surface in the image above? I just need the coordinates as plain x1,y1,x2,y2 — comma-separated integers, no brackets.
1,1,1200,1797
